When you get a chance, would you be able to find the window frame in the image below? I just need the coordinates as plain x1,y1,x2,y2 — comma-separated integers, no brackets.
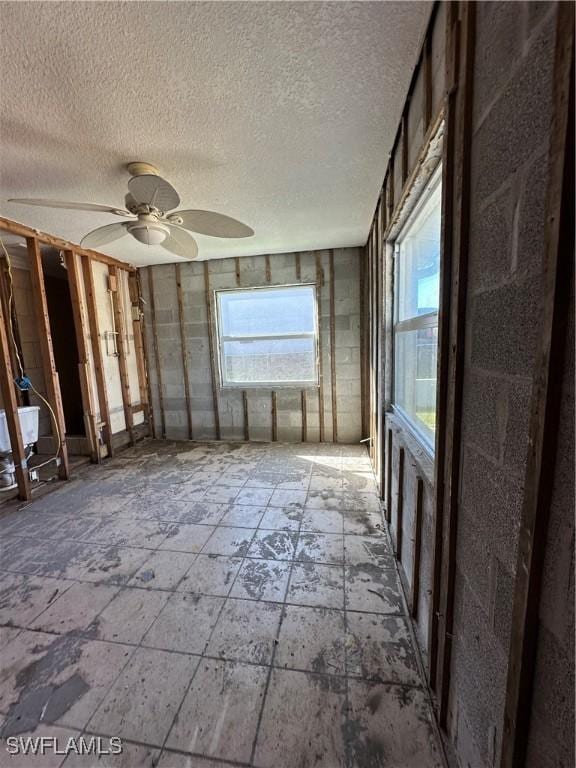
214,283,320,390
391,163,442,455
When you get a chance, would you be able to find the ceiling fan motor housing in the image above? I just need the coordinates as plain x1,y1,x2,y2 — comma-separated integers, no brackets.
127,215,170,245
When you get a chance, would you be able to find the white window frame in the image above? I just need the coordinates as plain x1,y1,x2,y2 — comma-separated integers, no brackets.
392,163,442,454
215,283,320,389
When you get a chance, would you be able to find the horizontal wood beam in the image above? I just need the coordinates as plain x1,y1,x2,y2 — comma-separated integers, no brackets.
0,217,135,271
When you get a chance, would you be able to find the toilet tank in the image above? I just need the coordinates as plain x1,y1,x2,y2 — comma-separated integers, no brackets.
0,406,40,452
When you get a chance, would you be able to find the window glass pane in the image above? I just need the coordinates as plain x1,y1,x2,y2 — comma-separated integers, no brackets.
222,337,316,384
396,176,442,322
219,286,315,337
394,326,438,447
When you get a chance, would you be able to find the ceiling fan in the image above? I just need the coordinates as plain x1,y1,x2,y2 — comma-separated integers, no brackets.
8,162,254,260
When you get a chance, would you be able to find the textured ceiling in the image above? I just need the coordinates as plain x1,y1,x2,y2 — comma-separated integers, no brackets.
0,1,430,266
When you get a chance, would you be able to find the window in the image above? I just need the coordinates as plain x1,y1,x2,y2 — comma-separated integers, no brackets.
393,165,442,451
216,285,318,388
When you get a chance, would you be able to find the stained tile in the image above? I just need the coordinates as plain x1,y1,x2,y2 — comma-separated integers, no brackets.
258,507,302,531
296,533,344,565
159,523,215,553
345,564,404,614
346,679,444,767
156,751,230,768
0,573,74,628
275,605,346,675
179,554,242,597
143,593,224,654
201,527,255,557
218,504,266,528
89,647,199,747
206,599,282,664
268,490,307,510
346,614,421,685
202,486,240,505
301,508,343,534
234,488,274,506
166,659,268,762
253,668,347,768
230,559,291,602
92,588,169,643
248,530,298,561
62,740,160,767
29,582,119,634
342,508,384,536
81,545,150,585
3,723,81,767
287,563,344,609
343,535,393,567
128,550,197,591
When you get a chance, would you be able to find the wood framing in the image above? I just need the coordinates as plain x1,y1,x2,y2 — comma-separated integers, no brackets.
0,217,134,271
271,391,278,442
27,237,69,479
175,263,193,440
500,6,575,767
148,266,166,439
435,2,476,723
328,249,338,442
295,252,301,281
411,475,424,619
301,390,307,442
82,256,114,457
0,288,30,499
243,390,250,442
315,253,325,442
203,261,221,440
109,266,134,445
385,428,393,523
395,446,405,560
64,250,99,462
128,272,151,432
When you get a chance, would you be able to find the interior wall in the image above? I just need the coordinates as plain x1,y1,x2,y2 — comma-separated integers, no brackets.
362,3,574,768
140,248,362,444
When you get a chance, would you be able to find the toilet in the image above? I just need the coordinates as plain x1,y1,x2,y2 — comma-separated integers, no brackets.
0,406,40,489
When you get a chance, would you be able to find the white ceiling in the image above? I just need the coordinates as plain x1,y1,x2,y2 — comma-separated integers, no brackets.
0,1,431,267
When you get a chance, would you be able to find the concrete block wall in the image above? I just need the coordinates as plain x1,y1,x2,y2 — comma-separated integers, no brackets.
140,248,362,444
446,4,569,766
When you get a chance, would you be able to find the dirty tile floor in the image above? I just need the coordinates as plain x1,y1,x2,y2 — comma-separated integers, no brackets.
0,441,446,767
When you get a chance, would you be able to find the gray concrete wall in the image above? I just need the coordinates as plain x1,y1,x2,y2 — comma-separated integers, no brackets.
140,248,362,444
446,4,573,767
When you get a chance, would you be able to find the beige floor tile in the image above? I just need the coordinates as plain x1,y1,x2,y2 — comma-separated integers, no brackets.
275,605,346,675
143,593,224,654
206,599,282,664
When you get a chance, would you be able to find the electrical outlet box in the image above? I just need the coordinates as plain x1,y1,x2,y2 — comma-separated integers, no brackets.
29,469,39,482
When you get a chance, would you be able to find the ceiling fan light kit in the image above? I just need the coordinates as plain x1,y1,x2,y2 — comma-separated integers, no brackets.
7,161,254,261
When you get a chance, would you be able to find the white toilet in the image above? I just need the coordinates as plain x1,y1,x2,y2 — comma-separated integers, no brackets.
0,406,40,489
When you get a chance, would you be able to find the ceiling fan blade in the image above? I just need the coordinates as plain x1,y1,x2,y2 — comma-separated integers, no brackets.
128,174,180,212
81,222,129,249
161,225,198,259
8,198,130,216
170,209,254,238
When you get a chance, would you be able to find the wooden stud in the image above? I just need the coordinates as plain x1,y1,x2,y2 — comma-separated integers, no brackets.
295,252,301,281
423,34,433,131
436,2,476,724
301,390,307,442
385,429,393,523
315,253,325,442
0,258,24,402
109,266,134,445
64,250,99,462
203,261,221,440
82,255,114,457
328,249,338,443
235,257,241,286
0,287,30,499
27,237,69,479
128,272,151,432
271,391,277,442
265,254,271,284
395,446,405,560
0,216,134,271
401,111,409,184
359,246,367,438
148,266,166,439
243,391,250,441
175,264,193,440
500,7,574,768
411,476,424,619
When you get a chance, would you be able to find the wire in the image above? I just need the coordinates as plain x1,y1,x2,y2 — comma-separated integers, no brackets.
0,235,62,472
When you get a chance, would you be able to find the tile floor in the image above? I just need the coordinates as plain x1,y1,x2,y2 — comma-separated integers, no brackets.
0,440,445,767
